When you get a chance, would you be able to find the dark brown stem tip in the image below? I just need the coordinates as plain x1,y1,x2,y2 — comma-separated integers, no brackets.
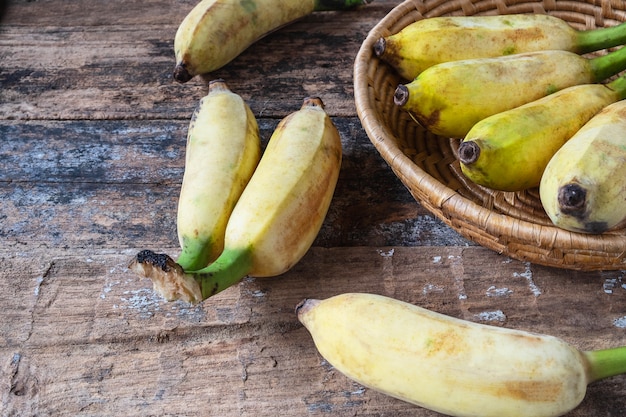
295,298,309,316
134,250,177,272
295,298,320,319
303,96,325,109
208,78,229,92
458,141,481,165
558,183,587,214
173,63,193,84
373,37,386,57
394,84,409,106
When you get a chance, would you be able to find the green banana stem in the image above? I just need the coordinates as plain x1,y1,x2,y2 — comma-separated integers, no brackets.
608,73,626,100
590,45,626,82
188,248,253,300
577,22,626,54
313,0,373,11
584,346,626,383
176,238,215,272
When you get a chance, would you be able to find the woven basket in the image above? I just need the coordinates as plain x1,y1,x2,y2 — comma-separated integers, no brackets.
354,0,626,271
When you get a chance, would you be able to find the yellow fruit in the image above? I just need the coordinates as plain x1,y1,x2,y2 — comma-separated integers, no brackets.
394,46,626,138
375,15,626,80
173,0,372,83
540,99,626,233
176,79,261,271
298,293,626,417
458,79,624,191
130,97,342,303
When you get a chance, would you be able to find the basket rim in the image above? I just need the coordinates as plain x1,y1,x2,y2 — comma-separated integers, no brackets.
353,0,626,270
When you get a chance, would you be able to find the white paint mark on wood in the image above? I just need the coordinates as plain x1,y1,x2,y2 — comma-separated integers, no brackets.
486,285,512,297
513,262,541,297
475,310,506,322
377,249,394,257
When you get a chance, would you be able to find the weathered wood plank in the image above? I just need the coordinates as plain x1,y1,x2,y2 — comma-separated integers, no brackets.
2,0,626,415
0,117,470,249
0,1,396,120
1,247,626,416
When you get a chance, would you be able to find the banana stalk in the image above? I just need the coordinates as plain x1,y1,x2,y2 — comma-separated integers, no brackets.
176,79,261,271
394,46,626,138
375,14,626,80
297,292,626,417
130,97,342,303
457,74,626,191
173,0,373,83
540,100,626,234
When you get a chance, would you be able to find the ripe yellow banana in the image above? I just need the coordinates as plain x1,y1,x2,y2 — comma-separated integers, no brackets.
176,79,261,271
297,292,626,417
540,100,626,234
394,46,626,138
173,0,373,83
458,74,626,191
375,14,626,80
130,97,342,303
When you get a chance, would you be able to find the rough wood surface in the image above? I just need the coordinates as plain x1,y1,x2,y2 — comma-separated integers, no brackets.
1,0,626,416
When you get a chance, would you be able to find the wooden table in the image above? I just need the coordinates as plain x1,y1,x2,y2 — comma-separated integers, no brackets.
2,0,626,415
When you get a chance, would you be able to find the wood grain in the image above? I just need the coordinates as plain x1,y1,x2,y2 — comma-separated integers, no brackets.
1,0,626,416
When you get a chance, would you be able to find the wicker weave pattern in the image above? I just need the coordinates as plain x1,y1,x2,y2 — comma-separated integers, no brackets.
354,0,626,270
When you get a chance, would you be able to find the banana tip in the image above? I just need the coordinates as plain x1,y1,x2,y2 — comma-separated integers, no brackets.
458,141,481,165
295,298,320,320
373,37,386,57
173,63,193,83
393,84,409,107
558,184,587,214
303,97,325,109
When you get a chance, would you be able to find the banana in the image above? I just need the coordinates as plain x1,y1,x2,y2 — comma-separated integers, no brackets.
130,97,342,303
458,74,626,191
540,100,626,234
375,14,626,80
176,79,261,271
394,46,626,138
173,0,372,83
297,292,626,417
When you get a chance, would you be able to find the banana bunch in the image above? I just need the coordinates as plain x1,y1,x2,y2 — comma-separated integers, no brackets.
458,74,626,191
173,0,372,83
298,292,626,417
540,100,626,234
393,45,626,138
375,14,626,81
131,97,342,303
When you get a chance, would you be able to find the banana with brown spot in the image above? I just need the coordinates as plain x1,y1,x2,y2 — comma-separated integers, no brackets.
540,100,626,234
297,292,626,417
375,14,626,81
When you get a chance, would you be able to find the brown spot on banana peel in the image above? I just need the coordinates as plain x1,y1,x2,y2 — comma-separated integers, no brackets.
557,184,609,234
558,184,587,216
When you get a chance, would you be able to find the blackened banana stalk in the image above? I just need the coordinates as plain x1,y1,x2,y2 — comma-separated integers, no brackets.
173,0,373,83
